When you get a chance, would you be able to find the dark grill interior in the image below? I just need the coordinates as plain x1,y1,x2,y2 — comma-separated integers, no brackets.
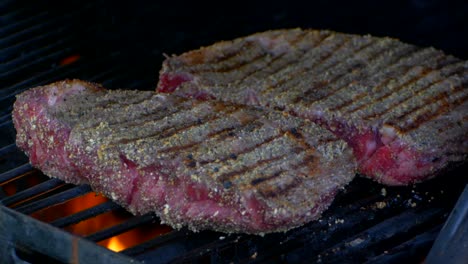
0,1,467,263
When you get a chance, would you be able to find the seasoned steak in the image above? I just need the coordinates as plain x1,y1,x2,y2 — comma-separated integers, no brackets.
157,28,468,185
13,80,355,234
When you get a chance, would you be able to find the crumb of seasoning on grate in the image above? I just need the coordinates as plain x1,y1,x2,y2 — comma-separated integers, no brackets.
407,199,417,208
381,188,387,196
347,237,365,247
250,252,257,259
59,54,81,66
375,201,387,209
334,219,345,224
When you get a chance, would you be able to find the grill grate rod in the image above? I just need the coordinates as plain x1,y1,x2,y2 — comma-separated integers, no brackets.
0,25,74,63
121,229,189,257
0,11,56,50
1,178,64,206
0,119,12,129
0,163,32,183
0,62,86,102
0,1,49,28
365,225,442,263
14,184,92,215
0,57,129,105
0,46,75,81
85,213,156,242
301,208,444,263
0,1,99,48
50,200,121,228
0,61,128,127
0,142,17,156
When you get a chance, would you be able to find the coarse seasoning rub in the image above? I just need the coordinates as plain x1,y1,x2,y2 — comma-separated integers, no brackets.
13,80,355,234
158,28,468,185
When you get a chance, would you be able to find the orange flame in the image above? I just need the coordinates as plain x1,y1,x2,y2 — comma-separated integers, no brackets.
59,54,80,66
106,236,126,252
8,171,173,252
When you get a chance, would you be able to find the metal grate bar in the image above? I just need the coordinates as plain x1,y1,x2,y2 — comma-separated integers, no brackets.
0,163,32,183
1,178,64,206
86,63,129,83
0,112,12,125
0,1,43,22
0,11,50,38
51,201,121,228
0,119,12,129
85,213,156,242
121,229,189,257
14,184,92,215
0,205,138,264
0,50,125,104
0,65,129,124
0,61,89,101
0,24,71,62
307,208,445,263
0,46,75,80
0,142,16,156
365,225,442,264
0,2,98,48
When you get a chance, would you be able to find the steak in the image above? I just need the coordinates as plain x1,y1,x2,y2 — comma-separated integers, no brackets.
13,79,355,234
157,28,468,185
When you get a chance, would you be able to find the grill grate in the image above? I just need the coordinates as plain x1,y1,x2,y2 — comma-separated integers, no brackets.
0,1,467,263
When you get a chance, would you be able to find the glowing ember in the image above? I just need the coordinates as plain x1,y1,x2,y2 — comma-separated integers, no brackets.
6,171,173,252
106,236,126,252
99,222,173,252
59,54,80,66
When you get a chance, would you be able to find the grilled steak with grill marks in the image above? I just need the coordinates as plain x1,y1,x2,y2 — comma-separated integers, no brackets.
157,28,468,185
13,80,355,234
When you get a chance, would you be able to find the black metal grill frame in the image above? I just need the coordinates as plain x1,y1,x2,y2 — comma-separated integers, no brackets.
0,1,467,263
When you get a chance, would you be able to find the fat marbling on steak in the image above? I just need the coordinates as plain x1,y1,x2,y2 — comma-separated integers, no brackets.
13,80,355,234
157,28,468,185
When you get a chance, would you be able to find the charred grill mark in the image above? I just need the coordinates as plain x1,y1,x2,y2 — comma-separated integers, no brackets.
106,105,239,148
296,40,413,106
289,127,302,138
214,52,269,73
363,62,465,120
198,130,284,166
290,154,317,172
436,112,468,133
344,48,440,114
259,31,333,76
363,73,432,119
320,45,420,111
157,142,199,154
186,40,257,68
235,51,290,85
397,85,468,133
251,171,282,186
161,120,266,164
259,33,340,96
73,97,193,132
206,126,238,138
206,32,318,78
328,93,367,111
292,81,330,104
344,66,415,114
155,107,238,140
217,155,284,183
92,94,154,110
235,31,319,85
259,177,303,198
285,38,390,104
